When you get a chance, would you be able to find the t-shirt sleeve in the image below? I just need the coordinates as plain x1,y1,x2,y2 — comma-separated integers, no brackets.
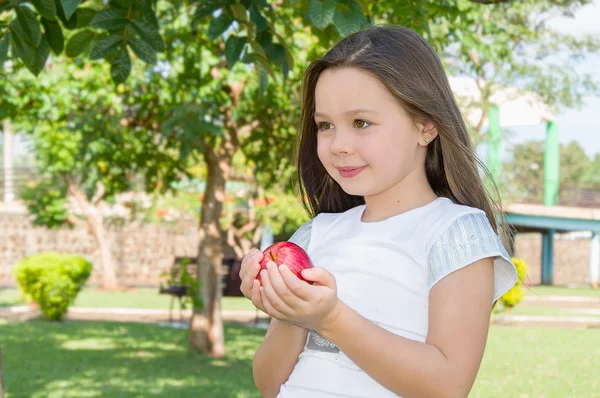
427,212,518,303
288,220,312,251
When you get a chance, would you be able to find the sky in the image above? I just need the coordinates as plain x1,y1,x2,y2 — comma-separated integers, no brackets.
507,0,600,158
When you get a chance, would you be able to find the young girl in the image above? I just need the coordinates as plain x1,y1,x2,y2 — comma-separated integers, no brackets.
239,25,517,398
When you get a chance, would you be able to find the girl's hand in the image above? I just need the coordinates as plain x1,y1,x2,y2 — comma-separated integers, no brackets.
259,261,342,332
238,249,268,313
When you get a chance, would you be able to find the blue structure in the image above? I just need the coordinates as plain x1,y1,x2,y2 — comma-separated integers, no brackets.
504,204,600,286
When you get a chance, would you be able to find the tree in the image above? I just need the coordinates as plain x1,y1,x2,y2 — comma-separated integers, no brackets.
16,58,185,290
503,140,600,206
437,0,600,145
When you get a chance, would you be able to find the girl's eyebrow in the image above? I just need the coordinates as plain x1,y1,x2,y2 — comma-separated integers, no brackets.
314,109,380,118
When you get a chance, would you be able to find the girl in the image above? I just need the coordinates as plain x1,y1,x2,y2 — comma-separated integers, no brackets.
239,25,517,398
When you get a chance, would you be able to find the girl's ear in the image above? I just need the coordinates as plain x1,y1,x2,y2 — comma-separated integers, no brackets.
419,121,438,146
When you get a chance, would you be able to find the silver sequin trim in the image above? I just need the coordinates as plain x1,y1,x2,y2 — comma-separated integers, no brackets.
306,329,340,353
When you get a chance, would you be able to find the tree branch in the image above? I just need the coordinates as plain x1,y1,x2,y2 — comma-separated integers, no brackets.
91,181,106,205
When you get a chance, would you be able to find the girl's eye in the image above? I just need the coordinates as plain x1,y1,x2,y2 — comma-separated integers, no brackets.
317,122,333,131
354,119,370,129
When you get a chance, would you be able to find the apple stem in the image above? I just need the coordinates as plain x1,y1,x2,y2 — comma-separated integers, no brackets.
269,251,277,261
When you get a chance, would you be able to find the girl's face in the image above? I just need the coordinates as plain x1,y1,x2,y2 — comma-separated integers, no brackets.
315,67,429,200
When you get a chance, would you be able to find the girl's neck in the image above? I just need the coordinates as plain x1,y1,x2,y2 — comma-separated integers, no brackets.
361,168,438,223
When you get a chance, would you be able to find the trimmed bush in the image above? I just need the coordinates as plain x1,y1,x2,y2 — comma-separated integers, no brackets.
13,252,92,321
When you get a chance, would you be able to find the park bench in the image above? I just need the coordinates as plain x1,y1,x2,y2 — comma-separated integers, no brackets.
159,256,262,324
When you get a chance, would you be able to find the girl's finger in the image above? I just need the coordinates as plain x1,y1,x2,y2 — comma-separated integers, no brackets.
260,269,295,315
251,280,266,312
266,261,306,307
279,264,313,301
240,262,261,297
260,286,287,320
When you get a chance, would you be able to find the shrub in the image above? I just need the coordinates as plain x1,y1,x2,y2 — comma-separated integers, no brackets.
500,257,528,310
13,252,92,321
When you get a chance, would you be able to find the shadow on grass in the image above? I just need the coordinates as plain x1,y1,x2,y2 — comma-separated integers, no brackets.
1,319,266,398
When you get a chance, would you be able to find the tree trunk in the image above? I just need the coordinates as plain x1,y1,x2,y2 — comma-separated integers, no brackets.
189,144,231,357
89,216,119,290
0,345,5,398
68,182,119,290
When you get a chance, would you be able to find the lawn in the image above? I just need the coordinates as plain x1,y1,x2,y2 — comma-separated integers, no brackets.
526,285,600,298
2,285,598,311
0,287,256,312
500,305,600,319
1,320,598,398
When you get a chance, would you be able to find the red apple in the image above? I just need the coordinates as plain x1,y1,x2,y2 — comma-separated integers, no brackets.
257,242,314,283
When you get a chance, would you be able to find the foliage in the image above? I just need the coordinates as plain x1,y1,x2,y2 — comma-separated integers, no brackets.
500,257,528,310
437,0,600,143
502,140,600,205
13,252,92,321
11,59,186,228
159,257,203,311
1,0,504,84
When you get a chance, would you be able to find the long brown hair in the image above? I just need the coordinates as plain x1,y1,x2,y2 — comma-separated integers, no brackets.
296,24,507,241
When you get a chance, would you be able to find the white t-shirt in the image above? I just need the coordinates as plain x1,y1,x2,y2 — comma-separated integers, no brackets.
277,197,518,398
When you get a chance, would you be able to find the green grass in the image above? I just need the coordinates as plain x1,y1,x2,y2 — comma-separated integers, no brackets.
2,285,598,311
497,305,600,319
0,319,264,398
525,285,600,298
471,326,600,397
0,287,256,312
1,320,599,397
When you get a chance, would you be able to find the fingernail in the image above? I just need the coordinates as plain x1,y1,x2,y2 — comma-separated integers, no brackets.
260,270,267,278
280,265,288,272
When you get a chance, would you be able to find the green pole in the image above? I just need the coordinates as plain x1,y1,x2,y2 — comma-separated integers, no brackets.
544,121,559,206
486,105,501,184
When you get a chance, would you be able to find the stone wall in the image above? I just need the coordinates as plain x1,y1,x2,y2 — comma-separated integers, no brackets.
0,211,198,286
514,233,592,286
0,210,595,287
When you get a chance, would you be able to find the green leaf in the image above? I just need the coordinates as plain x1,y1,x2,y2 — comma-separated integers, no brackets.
90,8,128,30
249,5,268,32
65,28,94,57
225,35,247,68
333,8,364,37
16,5,42,46
75,8,98,28
229,4,247,21
245,53,276,80
31,0,57,20
0,33,10,64
111,0,133,8
140,0,159,29
29,34,50,75
128,36,156,64
309,0,336,30
89,34,122,60
258,67,268,97
42,17,63,54
208,13,233,40
9,20,35,67
194,0,220,21
61,0,80,20
110,46,131,84
55,0,78,29
0,1,15,12
130,19,164,52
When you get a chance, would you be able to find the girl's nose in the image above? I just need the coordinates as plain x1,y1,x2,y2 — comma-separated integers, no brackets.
330,130,355,156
